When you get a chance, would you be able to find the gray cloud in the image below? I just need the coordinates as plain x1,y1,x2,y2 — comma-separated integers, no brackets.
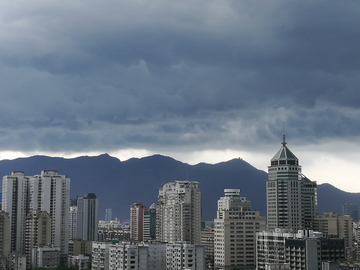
0,0,359,154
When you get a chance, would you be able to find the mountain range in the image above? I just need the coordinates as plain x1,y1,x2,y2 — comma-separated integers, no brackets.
0,153,358,222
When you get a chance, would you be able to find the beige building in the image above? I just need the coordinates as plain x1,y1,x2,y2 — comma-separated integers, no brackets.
25,210,52,269
68,239,92,256
156,181,201,245
313,211,353,247
214,189,266,270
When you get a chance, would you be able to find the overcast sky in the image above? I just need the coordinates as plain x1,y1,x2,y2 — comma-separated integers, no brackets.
0,0,360,192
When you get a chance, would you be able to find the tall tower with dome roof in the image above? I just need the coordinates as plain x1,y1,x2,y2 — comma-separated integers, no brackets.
266,135,317,231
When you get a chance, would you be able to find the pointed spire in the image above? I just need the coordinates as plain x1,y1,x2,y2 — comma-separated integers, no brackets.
282,122,287,146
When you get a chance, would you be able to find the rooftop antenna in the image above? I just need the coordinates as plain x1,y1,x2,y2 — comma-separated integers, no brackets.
186,170,189,181
282,122,287,146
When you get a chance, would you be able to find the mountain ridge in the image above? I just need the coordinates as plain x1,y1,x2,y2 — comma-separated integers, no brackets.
0,154,357,222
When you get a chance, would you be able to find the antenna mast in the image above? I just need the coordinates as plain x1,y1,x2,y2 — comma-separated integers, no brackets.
282,122,286,146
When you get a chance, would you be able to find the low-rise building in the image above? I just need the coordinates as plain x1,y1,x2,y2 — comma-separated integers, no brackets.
31,246,60,270
92,241,204,270
257,229,345,270
68,254,90,270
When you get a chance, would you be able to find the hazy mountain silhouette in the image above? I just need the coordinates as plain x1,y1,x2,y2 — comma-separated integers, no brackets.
0,154,357,221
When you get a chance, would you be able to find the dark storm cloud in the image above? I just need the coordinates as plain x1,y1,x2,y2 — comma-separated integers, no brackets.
0,0,359,153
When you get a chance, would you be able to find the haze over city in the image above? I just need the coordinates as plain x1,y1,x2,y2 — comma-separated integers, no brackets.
0,0,359,192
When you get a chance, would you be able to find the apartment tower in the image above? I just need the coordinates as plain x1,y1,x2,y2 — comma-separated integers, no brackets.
29,170,70,258
69,200,78,240
2,171,31,253
156,181,201,245
130,202,146,242
76,193,99,241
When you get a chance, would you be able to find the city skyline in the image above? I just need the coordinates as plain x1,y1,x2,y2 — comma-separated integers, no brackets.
0,0,359,194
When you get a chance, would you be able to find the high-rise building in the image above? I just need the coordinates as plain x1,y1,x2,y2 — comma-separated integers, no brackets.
25,210,52,269
2,171,31,253
29,170,70,258
342,203,358,222
76,193,99,241
214,189,266,270
130,202,146,242
201,229,214,270
143,203,157,241
69,204,77,240
267,136,317,231
156,181,201,245
105,208,112,222
0,211,11,258
2,170,71,268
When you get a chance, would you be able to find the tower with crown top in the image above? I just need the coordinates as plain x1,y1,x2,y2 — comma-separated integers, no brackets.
266,136,317,231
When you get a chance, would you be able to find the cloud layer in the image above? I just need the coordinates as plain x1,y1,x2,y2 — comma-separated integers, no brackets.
0,0,360,172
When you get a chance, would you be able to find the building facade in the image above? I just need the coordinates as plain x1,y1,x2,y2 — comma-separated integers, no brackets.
29,170,70,258
0,211,10,258
285,237,345,270
201,229,214,270
214,189,266,269
68,254,90,270
313,211,353,247
105,208,112,222
130,202,146,242
76,193,99,241
69,200,78,240
143,203,156,241
256,229,344,270
267,137,317,231
31,246,61,270
166,242,205,270
24,210,52,269
2,171,31,253
342,203,358,222
256,229,297,270
156,181,201,245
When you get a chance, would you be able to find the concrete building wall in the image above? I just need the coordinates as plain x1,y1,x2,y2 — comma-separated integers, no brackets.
30,170,70,256
157,181,201,245
2,171,30,254
313,211,353,247
214,189,266,270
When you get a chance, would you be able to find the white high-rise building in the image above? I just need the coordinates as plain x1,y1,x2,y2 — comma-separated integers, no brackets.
105,208,112,222
156,181,201,245
69,205,78,240
2,171,31,253
267,136,317,231
29,170,70,258
214,189,266,270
